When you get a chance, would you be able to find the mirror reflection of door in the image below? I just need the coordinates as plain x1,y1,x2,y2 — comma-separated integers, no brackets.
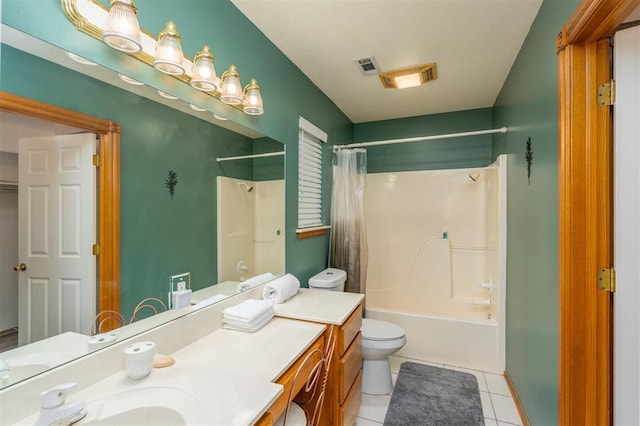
18,134,96,346
0,112,94,350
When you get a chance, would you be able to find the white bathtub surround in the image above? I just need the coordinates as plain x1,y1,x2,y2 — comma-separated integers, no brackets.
329,148,368,294
217,176,285,282
364,155,507,373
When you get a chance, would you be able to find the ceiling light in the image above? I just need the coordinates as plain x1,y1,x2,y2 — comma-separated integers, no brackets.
190,46,218,92
67,52,97,66
242,79,264,115
220,65,243,105
102,0,142,53
189,104,206,112
118,73,144,85
378,63,437,89
153,21,185,75
213,114,228,121
157,90,178,100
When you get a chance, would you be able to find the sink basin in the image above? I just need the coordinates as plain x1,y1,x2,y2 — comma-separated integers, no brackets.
80,387,203,425
0,352,76,387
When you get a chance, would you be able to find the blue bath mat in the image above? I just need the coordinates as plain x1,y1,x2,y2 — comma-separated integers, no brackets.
383,362,484,426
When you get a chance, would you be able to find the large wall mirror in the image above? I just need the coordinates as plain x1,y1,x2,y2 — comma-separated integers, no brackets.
0,25,285,389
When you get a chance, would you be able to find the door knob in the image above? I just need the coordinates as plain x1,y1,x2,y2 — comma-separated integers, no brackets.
13,263,27,272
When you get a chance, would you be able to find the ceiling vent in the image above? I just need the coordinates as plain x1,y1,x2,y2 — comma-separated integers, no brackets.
354,56,381,76
379,63,437,89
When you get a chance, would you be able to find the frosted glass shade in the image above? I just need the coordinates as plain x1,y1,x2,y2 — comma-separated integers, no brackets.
153,22,185,75
102,0,142,53
243,79,264,115
220,65,242,105
190,46,218,92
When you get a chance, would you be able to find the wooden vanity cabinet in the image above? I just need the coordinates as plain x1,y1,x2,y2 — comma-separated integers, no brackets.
322,304,363,426
257,333,326,424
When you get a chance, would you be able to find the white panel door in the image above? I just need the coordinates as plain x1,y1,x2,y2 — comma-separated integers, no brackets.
17,134,96,345
613,25,640,426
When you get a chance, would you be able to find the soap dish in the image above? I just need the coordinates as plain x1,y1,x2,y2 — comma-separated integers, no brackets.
153,354,175,368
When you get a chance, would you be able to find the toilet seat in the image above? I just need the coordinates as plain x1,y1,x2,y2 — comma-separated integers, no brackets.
362,318,405,341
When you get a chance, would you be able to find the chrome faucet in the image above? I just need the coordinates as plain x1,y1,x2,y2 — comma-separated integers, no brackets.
35,382,86,426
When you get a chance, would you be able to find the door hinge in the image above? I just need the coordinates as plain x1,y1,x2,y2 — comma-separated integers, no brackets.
597,268,616,293
92,244,101,256
92,154,100,166
597,80,615,106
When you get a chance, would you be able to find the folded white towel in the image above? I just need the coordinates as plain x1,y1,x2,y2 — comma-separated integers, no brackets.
236,272,277,293
223,312,273,332
224,309,274,329
262,273,300,304
222,299,274,322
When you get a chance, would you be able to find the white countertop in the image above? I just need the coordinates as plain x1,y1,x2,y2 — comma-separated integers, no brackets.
14,317,325,426
273,288,364,325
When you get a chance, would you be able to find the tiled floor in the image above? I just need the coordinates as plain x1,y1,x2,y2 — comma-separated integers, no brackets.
355,355,523,426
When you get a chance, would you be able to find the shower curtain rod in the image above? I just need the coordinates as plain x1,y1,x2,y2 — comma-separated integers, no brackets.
216,151,285,162
332,127,508,150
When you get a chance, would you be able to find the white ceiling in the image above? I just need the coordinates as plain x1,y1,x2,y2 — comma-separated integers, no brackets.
231,0,544,123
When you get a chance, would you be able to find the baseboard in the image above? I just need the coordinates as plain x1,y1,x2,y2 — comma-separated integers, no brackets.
504,370,530,426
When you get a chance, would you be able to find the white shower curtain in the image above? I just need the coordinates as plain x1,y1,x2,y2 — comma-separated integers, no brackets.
329,148,368,294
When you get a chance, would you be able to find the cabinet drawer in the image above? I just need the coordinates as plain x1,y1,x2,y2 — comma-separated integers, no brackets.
338,305,362,357
339,332,362,403
340,370,362,426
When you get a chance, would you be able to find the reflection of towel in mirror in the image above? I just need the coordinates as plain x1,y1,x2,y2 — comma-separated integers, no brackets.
236,272,277,293
191,293,228,311
223,299,274,322
262,273,300,304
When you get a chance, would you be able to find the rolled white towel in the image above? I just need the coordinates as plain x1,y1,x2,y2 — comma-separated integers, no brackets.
236,272,277,293
262,273,300,304
222,299,274,323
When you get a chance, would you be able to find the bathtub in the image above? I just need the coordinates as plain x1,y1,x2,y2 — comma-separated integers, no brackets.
365,307,503,374
363,156,507,374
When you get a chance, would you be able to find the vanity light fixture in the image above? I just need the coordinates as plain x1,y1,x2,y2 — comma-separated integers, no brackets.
242,79,264,115
378,63,437,89
220,65,243,105
101,0,142,53
190,46,218,92
153,21,185,76
62,0,265,115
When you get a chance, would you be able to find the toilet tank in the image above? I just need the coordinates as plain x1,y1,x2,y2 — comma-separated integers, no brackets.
308,268,347,291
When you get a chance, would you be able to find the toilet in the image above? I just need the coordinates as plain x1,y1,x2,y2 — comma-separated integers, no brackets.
308,268,347,291
308,268,407,395
361,318,406,394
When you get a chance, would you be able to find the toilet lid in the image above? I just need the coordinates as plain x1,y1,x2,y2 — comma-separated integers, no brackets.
361,318,405,341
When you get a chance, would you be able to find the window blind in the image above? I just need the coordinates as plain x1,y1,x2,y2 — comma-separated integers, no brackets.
298,117,327,229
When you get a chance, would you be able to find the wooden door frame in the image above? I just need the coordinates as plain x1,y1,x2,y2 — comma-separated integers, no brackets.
558,0,640,424
0,92,121,318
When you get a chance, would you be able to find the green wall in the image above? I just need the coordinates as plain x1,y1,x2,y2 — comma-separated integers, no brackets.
1,0,352,288
353,108,494,173
491,1,580,424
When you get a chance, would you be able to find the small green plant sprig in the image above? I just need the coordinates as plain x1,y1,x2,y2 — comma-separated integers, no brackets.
165,170,178,199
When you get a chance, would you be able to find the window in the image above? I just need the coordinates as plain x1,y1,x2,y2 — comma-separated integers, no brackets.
297,117,328,234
